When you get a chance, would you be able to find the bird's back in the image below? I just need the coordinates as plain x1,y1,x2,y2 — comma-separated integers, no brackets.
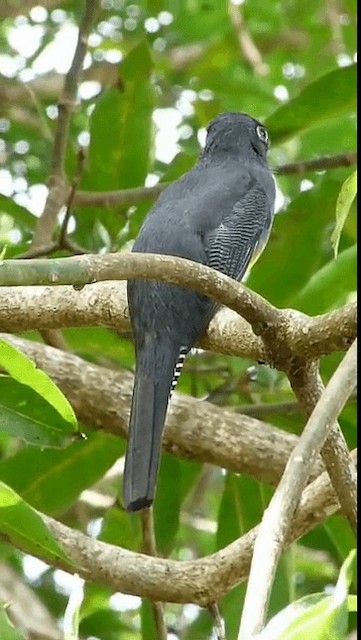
128,159,273,348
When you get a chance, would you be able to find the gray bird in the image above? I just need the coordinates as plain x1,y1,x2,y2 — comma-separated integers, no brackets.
124,112,276,512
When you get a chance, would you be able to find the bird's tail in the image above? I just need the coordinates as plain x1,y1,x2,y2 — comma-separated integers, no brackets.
123,341,179,512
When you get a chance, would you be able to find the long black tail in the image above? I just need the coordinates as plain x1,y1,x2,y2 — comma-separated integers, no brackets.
123,340,179,512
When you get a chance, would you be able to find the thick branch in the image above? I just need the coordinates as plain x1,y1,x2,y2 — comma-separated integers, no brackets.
3,450,356,606
0,334,324,487
0,285,356,362
239,340,357,637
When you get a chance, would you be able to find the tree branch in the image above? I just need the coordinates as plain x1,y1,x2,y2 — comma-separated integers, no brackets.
74,183,167,207
69,154,357,208
0,251,280,328
0,334,324,487
239,340,357,637
228,0,269,75
276,151,357,175
2,450,356,606
0,260,356,361
141,508,167,640
29,0,99,251
289,359,357,533
0,563,61,640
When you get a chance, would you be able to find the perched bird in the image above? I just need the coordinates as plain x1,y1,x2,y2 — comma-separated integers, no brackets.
124,112,276,512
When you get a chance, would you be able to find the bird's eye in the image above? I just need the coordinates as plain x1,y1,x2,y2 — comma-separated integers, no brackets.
256,125,269,144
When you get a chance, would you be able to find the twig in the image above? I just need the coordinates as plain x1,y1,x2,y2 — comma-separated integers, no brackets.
238,340,357,638
69,152,358,208
289,360,357,533
2,449,355,606
141,508,167,640
40,329,70,351
325,0,345,54
276,151,357,174
0,562,61,640
234,392,357,417
74,183,167,207
30,0,99,251
228,0,269,75
208,603,226,640
58,147,87,249
15,242,58,259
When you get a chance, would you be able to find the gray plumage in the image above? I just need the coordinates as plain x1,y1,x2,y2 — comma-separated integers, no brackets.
124,112,276,512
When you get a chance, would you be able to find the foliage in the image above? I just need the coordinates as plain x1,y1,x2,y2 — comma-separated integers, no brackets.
0,1,357,639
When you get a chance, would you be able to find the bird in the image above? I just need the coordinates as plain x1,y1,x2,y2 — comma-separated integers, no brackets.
124,112,276,512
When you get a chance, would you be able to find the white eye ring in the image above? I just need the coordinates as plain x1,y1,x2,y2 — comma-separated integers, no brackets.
256,125,269,143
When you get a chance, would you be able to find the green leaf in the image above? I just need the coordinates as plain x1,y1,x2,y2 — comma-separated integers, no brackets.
100,505,141,552
0,481,70,565
141,599,157,640
0,604,26,640
331,170,357,257
347,595,357,613
215,475,274,639
0,194,36,234
266,64,357,143
79,608,133,640
0,340,77,429
154,454,201,555
0,376,77,447
82,48,153,177
77,41,155,244
260,550,357,640
0,432,123,515
291,244,356,314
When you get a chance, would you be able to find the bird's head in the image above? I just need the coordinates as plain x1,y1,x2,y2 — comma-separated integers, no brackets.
202,112,270,163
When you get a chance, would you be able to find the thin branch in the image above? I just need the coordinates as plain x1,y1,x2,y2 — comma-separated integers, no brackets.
70,153,357,208
58,147,87,249
141,508,167,640
0,252,280,329
239,340,357,638
208,604,226,640
40,328,70,351
2,449,356,606
0,562,61,640
325,0,345,54
14,242,59,260
234,392,357,417
276,151,357,175
289,359,357,533
228,0,269,75
30,0,99,251
74,183,167,207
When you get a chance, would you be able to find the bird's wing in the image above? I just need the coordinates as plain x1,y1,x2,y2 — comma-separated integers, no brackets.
204,186,272,282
